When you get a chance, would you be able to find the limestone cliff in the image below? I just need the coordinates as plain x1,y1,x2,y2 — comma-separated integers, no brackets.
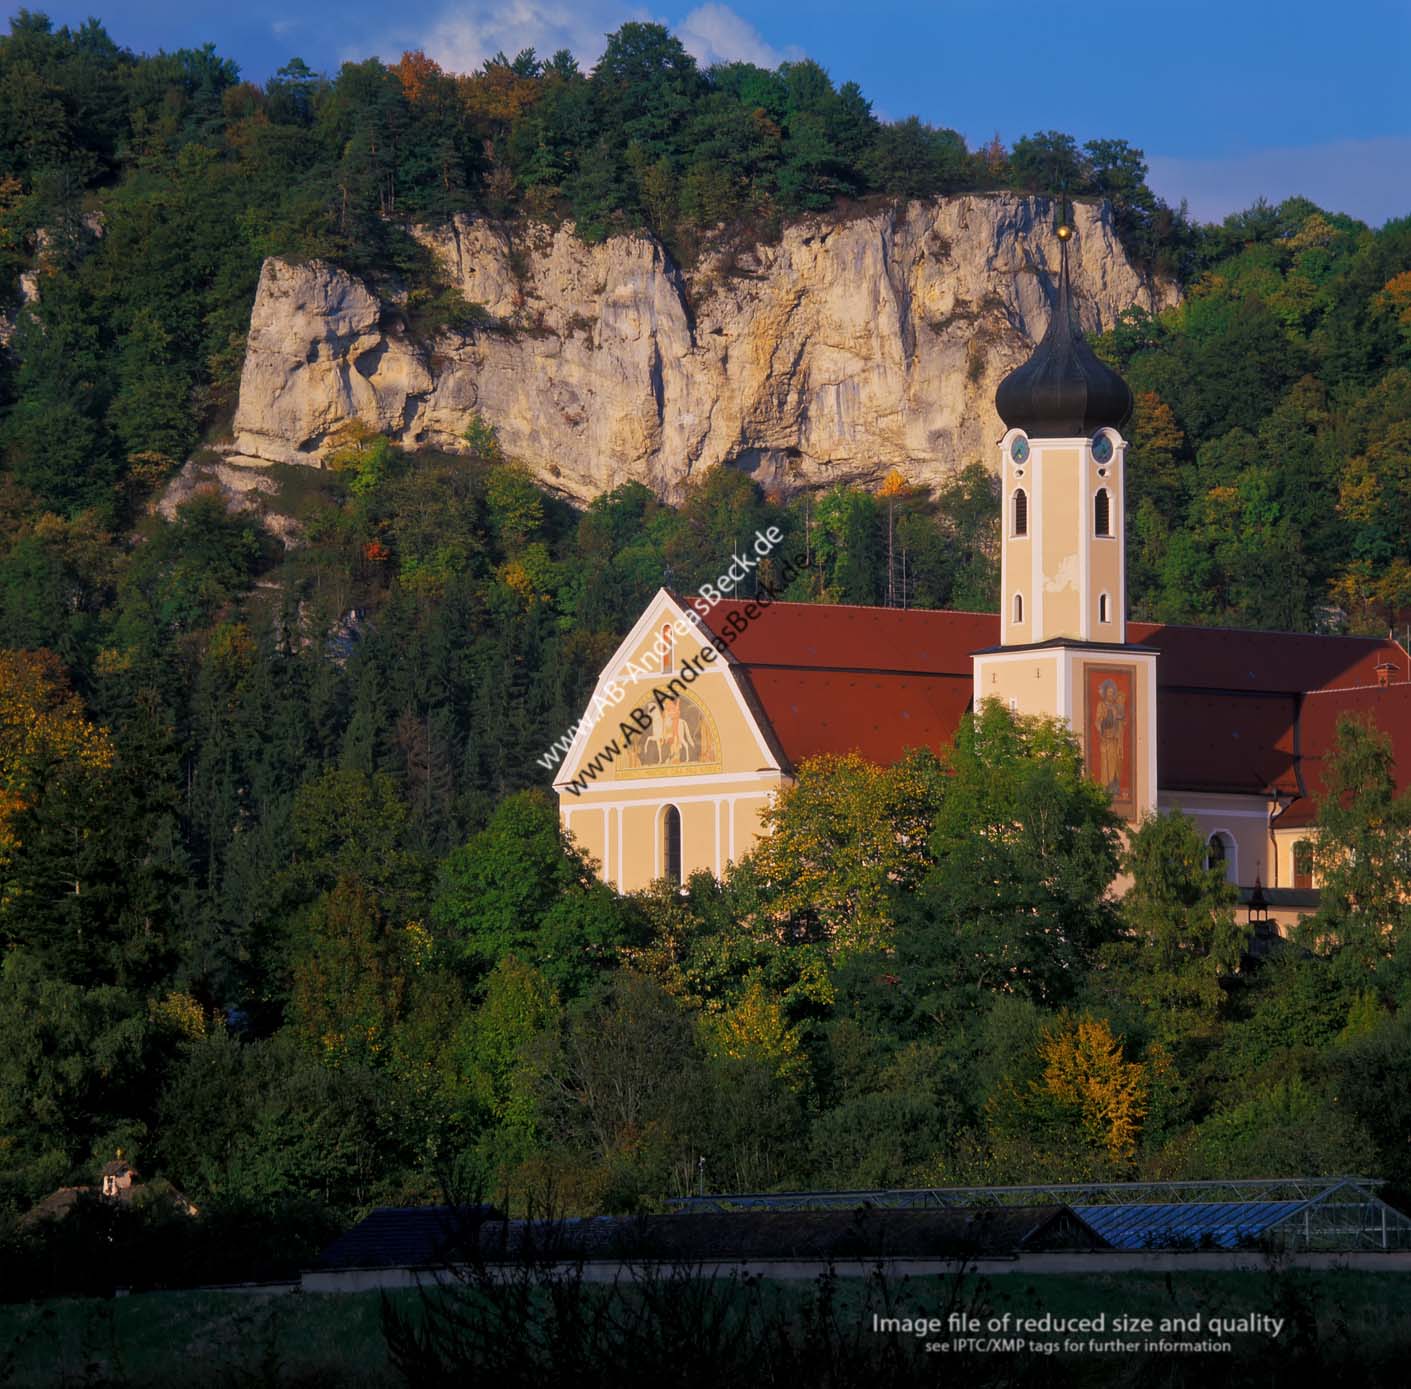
227,195,1175,502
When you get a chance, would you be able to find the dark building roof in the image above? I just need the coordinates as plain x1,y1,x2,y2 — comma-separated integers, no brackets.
697,600,1411,809
317,1205,500,1270
319,1205,1105,1269
994,227,1133,438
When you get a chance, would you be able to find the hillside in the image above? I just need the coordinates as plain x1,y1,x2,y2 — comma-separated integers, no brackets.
2,8,1411,1303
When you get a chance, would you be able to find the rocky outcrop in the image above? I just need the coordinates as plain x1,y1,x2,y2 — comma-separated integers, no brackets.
157,454,302,546
228,196,1175,502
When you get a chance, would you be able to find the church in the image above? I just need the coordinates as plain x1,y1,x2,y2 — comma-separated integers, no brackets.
554,221,1411,929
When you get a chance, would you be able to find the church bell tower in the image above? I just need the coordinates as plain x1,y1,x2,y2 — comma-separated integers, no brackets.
973,215,1158,819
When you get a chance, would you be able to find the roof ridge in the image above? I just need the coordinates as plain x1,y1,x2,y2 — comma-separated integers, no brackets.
1305,681,1411,697
721,600,999,617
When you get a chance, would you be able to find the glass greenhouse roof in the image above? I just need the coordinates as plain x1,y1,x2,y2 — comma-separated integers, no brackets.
671,1177,1411,1252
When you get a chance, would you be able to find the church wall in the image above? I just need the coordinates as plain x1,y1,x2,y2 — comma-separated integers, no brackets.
1157,790,1273,887
1271,825,1320,890
1000,439,1032,645
566,804,609,879
1086,444,1124,642
1002,531,1031,643
562,779,786,891
973,648,1157,820
1040,446,1082,638
557,593,792,893
974,652,1060,715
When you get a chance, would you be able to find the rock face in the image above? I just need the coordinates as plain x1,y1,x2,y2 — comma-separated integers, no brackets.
229,196,1175,502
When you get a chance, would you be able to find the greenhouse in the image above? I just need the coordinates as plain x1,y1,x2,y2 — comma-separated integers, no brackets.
672,1177,1411,1252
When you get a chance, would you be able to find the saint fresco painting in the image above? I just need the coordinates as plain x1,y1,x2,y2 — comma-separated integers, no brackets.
1085,665,1136,815
623,690,720,772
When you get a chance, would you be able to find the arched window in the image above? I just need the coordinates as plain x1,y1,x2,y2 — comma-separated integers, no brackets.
1094,488,1111,537
1013,592,1024,624
1098,592,1111,624
1012,488,1028,537
1207,831,1237,884
1293,839,1313,889
663,805,682,884
660,623,674,673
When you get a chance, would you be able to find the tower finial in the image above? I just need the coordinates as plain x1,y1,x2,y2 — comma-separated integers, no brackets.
994,206,1133,438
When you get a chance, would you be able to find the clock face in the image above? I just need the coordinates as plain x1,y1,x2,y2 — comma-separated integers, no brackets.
1010,437,1030,465
1091,433,1114,463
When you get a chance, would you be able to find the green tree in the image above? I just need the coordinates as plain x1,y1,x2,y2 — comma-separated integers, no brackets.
1309,714,1411,981
892,701,1120,1010
748,749,945,957
1104,809,1242,1042
2,281,117,515
432,790,639,996
120,494,264,633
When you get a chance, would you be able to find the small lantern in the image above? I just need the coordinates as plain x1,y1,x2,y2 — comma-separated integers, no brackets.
1247,876,1271,938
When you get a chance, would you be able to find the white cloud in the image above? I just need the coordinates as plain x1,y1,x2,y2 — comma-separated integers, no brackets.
1147,137,1411,229
363,1,649,74
675,4,801,68
361,1,799,76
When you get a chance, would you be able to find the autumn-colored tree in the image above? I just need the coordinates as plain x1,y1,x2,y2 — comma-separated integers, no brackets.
391,50,444,106
0,648,114,898
287,878,428,1065
459,52,544,131
1128,389,1186,515
1037,1014,1149,1164
1373,269,1411,341
699,974,809,1092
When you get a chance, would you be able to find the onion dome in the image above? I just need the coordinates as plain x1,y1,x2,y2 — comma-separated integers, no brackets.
995,224,1133,437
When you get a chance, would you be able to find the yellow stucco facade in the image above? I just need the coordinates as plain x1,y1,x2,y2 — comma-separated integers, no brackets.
973,644,1159,820
983,425,1158,821
1001,429,1126,648
554,591,791,892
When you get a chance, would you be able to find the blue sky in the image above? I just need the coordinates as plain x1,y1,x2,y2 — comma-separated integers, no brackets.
35,0,1411,224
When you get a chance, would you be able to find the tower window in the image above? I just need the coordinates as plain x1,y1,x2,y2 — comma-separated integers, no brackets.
663,805,682,884
1013,593,1024,624
1098,592,1111,624
1012,488,1028,537
1094,488,1111,537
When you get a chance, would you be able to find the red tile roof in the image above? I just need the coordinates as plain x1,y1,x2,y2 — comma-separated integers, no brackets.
1129,623,1404,694
708,601,997,674
698,601,992,765
695,599,1411,800
1276,682,1411,828
739,667,975,766
1155,690,1300,796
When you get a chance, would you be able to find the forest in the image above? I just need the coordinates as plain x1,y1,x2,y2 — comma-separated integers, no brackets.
1,11,1411,1292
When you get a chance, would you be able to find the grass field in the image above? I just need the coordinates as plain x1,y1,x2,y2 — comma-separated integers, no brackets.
2,1267,1408,1387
